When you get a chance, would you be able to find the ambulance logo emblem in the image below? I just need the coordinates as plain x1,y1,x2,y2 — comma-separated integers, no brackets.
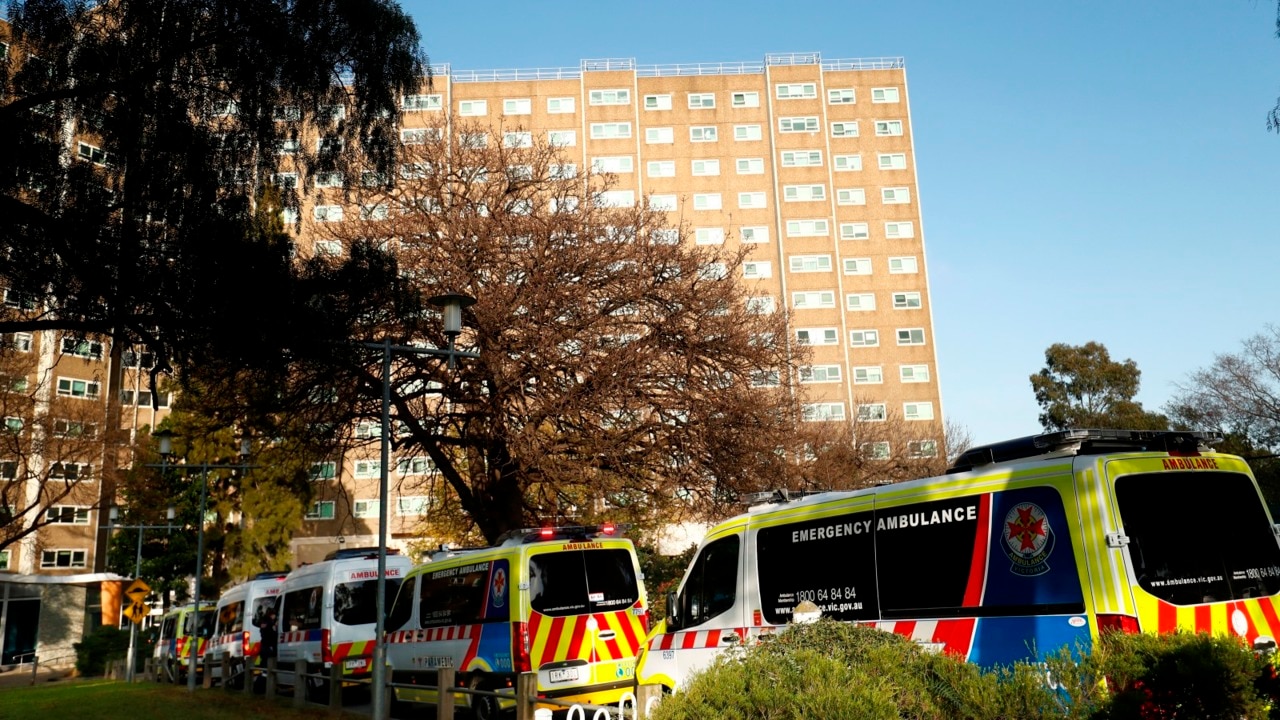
1003,503,1054,576
492,566,507,608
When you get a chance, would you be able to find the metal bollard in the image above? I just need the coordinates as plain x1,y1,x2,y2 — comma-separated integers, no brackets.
293,660,307,708
515,672,537,720
265,657,278,699
243,660,254,695
30,656,38,686
221,652,232,692
329,663,342,708
144,658,153,682
202,654,213,689
436,667,455,720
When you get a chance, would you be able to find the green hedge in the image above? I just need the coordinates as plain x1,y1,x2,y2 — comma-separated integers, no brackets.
650,620,1280,720
73,626,132,677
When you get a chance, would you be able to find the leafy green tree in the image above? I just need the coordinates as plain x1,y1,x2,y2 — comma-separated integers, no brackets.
1030,342,1168,431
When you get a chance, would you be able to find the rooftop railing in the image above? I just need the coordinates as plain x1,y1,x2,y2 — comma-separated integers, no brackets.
437,52,904,83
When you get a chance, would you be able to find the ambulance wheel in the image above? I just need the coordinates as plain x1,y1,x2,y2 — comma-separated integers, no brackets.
469,677,501,720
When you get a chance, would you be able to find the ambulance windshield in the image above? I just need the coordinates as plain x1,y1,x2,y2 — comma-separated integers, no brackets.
1116,471,1280,605
334,578,404,626
528,549,639,617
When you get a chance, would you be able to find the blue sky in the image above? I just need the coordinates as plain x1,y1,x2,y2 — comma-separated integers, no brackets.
400,1,1280,446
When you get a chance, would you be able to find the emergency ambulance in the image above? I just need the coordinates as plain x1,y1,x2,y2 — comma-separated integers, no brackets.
276,547,411,700
203,571,287,687
152,602,216,683
385,524,648,720
637,429,1280,692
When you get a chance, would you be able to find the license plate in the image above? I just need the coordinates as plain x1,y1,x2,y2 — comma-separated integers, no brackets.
548,667,580,683
344,658,368,670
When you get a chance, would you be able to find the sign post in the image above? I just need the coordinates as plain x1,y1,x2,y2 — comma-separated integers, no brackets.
123,578,151,681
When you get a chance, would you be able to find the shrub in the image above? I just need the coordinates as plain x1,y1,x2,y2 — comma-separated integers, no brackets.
73,625,132,676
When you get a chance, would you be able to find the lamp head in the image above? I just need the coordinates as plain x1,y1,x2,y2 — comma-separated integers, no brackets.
429,293,476,338
152,428,175,458
108,505,118,524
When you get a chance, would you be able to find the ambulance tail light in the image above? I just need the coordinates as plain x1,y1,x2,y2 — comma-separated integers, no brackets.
512,621,531,673
600,522,616,536
320,628,333,665
242,631,252,657
1096,614,1141,634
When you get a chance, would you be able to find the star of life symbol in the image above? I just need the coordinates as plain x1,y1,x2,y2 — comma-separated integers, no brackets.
492,566,507,608
1003,503,1053,576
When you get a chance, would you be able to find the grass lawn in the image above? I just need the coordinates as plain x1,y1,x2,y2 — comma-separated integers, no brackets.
0,680,368,720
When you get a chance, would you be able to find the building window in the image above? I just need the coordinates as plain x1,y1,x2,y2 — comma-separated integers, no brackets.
853,366,884,385
785,219,829,237
840,223,870,240
882,187,911,204
53,419,97,438
649,194,677,211
40,549,86,568
121,390,169,408
397,496,429,516
309,461,337,481
789,255,831,273
645,127,674,144
893,292,923,309
9,333,32,352
799,365,842,383
597,190,635,208
836,188,866,205
828,88,856,104
316,136,343,153
503,131,533,149
736,158,764,175
779,116,819,133
901,364,931,383
314,171,343,188
542,130,575,148
780,151,822,170
897,328,926,346
846,293,876,311
792,291,836,309
862,441,891,460
731,91,760,108
746,296,776,314
738,192,766,209
589,89,630,106
691,159,720,176
547,97,575,114
843,257,872,275
647,160,675,177
695,228,725,245
885,221,915,238
858,403,887,422
550,164,577,180
273,105,301,121
590,122,632,139
740,226,769,243
61,337,104,359
503,98,532,115
776,83,817,100
305,501,335,520
3,289,36,310
56,377,100,399
458,99,487,116
690,126,718,142
396,457,434,475
834,154,862,172
353,499,380,519
783,185,825,202
904,402,935,421
750,370,781,388
688,93,715,109
908,440,938,459
402,94,442,111
831,122,859,138
889,256,919,274
313,205,344,222
850,329,880,347
319,105,346,122
0,549,8,571
734,125,762,141
796,328,838,346
644,94,672,111
45,506,90,525
743,261,772,279
278,138,300,155
802,403,846,422
693,193,722,211
593,156,634,173
879,153,908,170
77,142,111,166
875,120,904,137
872,87,901,104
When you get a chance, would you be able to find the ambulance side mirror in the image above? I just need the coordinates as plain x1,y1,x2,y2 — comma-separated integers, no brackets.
665,591,681,632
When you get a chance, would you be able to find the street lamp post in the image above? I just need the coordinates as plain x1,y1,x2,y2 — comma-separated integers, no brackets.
148,430,255,693
366,293,478,720
107,504,177,683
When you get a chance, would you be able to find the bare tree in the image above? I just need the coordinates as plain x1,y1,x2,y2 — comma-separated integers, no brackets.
1168,325,1280,450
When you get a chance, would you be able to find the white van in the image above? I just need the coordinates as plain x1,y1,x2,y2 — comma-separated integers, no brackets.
637,429,1280,692
151,602,216,683
276,547,412,700
204,571,288,687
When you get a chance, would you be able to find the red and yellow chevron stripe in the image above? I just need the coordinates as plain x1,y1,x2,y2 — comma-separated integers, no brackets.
528,610,645,667
1134,594,1280,645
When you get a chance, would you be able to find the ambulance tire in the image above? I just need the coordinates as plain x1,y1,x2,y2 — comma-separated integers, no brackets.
469,677,502,720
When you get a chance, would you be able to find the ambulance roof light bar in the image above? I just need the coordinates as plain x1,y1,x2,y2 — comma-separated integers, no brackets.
495,523,631,546
947,429,1225,474
739,489,830,507
323,546,402,561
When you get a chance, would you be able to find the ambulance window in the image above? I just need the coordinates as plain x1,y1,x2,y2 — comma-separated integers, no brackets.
161,616,176,640
678,535,739,627
282,586,325,632
1117,471,1280,605
419,561,505,627
219,601,245,634
529,549,640,617
186,609,216,638
387,579,414,632
334,578,403,626
756,510,878,624
251,596,279,637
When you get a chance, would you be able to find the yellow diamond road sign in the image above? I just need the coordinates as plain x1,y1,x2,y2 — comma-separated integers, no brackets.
123,600,149,625
124,579,150,603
